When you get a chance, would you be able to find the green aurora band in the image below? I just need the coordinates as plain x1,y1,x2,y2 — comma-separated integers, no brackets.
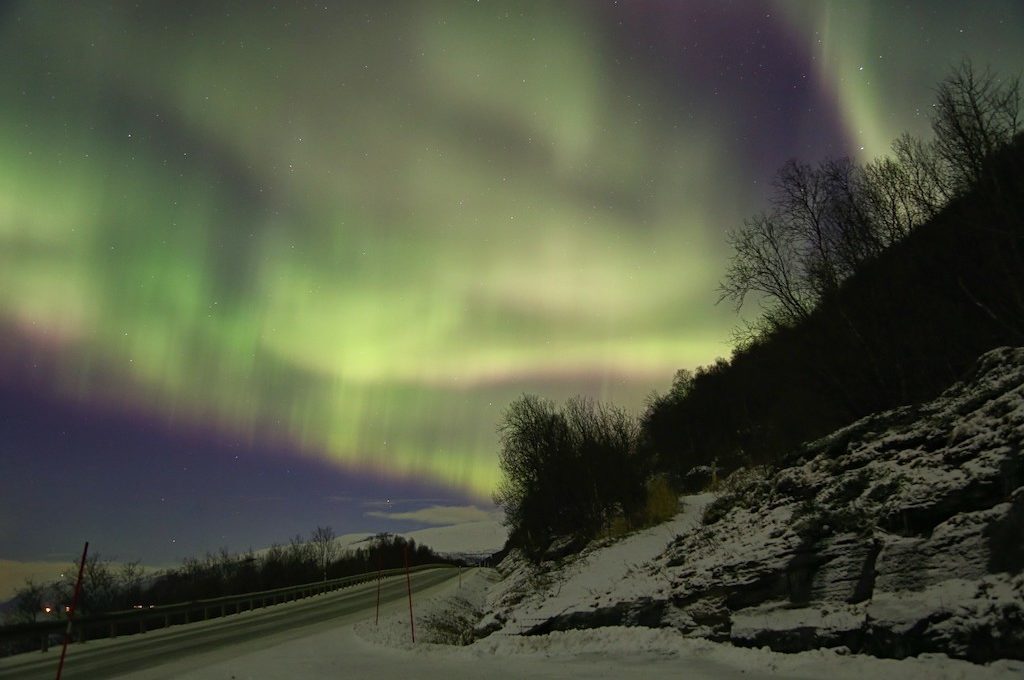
1,2,1022,499
778,1,1024,159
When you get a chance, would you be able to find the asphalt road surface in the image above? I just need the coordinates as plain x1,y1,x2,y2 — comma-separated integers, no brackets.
0,566,458,680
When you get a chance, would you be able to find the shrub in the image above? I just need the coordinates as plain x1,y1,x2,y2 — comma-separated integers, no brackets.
422,596,482,645
643,475,679,525
680,465,713,492
494,394,646,559
701,466,773,525
701,493,739,525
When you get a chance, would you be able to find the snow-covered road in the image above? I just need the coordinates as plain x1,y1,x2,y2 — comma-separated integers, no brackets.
119,571,787,680
110,569,1018,680
0,568,457,680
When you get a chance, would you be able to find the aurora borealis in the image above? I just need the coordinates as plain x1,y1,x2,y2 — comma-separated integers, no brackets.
2,1,1023,579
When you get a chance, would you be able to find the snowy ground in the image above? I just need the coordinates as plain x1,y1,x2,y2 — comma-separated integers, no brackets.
480,493,716,635
111,483,1023,678
120,568,1022,679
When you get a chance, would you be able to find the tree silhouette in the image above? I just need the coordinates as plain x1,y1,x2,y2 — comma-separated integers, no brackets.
494,394,644,557
932,60,1020,190
310,525,337,583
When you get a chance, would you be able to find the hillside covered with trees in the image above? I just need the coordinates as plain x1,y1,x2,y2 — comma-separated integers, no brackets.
496,62,1024,560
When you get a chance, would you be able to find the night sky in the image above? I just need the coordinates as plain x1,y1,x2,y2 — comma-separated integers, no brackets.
2,1,1022,588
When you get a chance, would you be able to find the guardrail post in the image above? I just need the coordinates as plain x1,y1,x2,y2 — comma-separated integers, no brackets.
375,554,382,626
404,545,415,643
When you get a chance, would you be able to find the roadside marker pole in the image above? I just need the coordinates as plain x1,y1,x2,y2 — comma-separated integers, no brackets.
56,541,88,680
404,545,415,643
375,553,382,626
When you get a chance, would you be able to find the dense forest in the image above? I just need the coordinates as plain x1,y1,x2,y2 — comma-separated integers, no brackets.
496,62,1024,560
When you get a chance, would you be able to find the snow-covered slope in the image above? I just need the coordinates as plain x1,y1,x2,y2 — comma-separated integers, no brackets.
114,570,1024,679
481,347,1024,664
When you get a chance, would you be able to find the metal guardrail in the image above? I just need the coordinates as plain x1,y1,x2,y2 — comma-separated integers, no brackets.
0,563,449,656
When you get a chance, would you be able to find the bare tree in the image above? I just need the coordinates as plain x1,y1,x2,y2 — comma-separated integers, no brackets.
773,159,843,295
890,133,955,218
80,554,117,613
310,525,337,583
119,560,145,607
8,580,46,624
719,211,816,332
287,533,312,565
932,60,1021,189
721,149,943,339
720,156,882,335
722,62,1021,341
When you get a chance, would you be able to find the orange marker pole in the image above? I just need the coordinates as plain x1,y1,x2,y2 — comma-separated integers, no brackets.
56,541,88,680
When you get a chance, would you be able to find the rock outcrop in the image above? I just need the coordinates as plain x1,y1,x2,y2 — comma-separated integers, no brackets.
487,347,1024,663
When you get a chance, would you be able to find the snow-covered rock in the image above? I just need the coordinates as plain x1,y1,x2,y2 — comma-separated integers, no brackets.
485,347,1024,663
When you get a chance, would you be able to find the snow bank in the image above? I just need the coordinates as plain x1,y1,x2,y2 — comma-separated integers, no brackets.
350,568,1024,679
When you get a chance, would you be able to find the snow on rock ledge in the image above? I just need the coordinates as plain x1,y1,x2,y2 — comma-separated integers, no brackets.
486,347,1024,663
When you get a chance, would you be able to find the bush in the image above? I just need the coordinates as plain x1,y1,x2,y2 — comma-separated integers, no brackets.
701,466,773,525
422,596,482,645
494,394,646,559
680,465,713,492
701,493,740,526
643,475,679,525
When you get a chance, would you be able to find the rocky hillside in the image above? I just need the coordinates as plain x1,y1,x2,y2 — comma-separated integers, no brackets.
482,347,1024,663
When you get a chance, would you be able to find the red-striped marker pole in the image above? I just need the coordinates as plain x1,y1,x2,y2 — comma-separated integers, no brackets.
404,545,414,643
56,541,88,680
